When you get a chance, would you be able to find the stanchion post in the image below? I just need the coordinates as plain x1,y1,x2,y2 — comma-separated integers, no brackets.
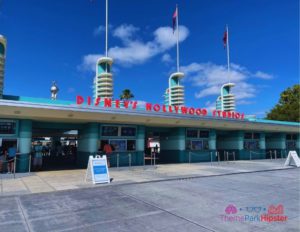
270,151,273,160
153,152,156,166
274,150,277,160
129,153,131,167
29,154,31,173
210,152,213,165
250,151,252,160
117,153,119,168
189,152,191,164
217,151,220,163
13,156,16,179
233,152,235,161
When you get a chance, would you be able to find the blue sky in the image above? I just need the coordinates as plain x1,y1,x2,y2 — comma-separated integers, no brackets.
0,0,298,117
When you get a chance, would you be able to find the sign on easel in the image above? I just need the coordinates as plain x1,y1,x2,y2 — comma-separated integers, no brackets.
85,155,110,184
284,151,300,168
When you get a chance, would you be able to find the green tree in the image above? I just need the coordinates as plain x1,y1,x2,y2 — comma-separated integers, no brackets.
266,84,300,122
120,89,134,100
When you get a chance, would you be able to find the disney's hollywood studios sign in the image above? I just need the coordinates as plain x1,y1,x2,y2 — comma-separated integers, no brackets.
76,96,245,120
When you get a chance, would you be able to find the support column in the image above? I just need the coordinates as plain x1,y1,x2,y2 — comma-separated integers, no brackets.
19,120,32,154
135,126,145,165
160,127,185,163
209,130,216,150
259,133,266,150
77,123,99,168
259,133,266,159
18,120,32,172
209,130,217,161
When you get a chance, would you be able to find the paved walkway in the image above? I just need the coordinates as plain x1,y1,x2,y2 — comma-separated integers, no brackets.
0,168,299,232
0,159,295,196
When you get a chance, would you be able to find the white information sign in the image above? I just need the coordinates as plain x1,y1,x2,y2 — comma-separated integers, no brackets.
85,155,110,184
284,151,300,168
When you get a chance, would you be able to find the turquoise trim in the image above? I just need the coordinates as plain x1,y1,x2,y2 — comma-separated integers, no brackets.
247,118,300,126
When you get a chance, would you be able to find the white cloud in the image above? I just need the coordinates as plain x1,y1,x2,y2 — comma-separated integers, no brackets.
80,24,190,70
77,54,103,72
94,25,105,36
161,53,173,63
112,24,139,41
205,101,216,111
254,71,273,79
182,62,273,107
154,26,189,50
109,25,189,65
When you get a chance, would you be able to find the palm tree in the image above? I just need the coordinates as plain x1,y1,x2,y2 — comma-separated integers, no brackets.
120,89,134,100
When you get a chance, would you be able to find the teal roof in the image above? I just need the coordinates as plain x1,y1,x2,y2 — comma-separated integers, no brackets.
2,95,300,127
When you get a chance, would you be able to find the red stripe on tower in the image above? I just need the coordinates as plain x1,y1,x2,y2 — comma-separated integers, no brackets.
172,7,177,33
223,30,227,48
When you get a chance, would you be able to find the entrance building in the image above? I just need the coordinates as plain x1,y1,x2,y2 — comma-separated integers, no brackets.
0,95,299,172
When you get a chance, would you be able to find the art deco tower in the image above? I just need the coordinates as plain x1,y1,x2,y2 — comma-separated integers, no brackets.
164,5,185,106
216,83,235,112
216,25,236,112
94,0,113,99
0,35,6,98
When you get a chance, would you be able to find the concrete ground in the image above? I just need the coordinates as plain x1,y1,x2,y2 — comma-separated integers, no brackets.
0,159,294,196
0,167,299,232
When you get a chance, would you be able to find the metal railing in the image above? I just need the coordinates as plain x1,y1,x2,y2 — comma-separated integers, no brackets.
223,151,236,162
112,153,132,168
188,151,219,165
143,152,158,166
248,151,269,160
0,154,32,178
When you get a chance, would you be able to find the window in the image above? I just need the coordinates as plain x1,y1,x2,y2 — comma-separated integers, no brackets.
186,129,209,138
199,131,209,138
244,133,252,139
101,126,118,136
127,140,136,151
121,127,136,137
286,134,297,141
110,140,127,151
191,140,203,150
244,141,259,150
244,132,260,140
286,141,296,149
0,121,16,135
186,129,198,138
186,139,209,150
253,133,260,139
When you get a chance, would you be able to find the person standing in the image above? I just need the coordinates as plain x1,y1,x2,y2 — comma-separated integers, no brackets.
0,146,6,173
103,142,112,168
33,142,43,171
7,145,17,173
